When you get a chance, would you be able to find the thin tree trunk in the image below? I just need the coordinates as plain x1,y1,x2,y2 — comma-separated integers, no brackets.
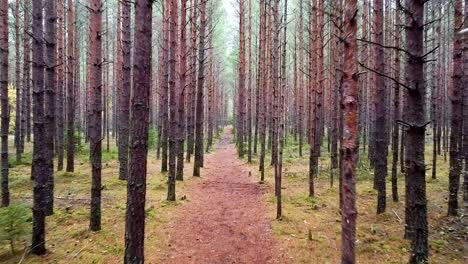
176,0,188,181
118,0,131,180
167,0,178,201
14,0,21,162
193,0,207,177
373,0,388,214
186,0,197,163
66,0,75,172
391,4,401,202
448,0,464,217
56,0,65,171
21,0,30,160
237,0,246,158
247,0,252,162
44,0,57,216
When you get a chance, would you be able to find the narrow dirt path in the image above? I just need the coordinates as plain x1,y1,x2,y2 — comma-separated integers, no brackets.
160,129,285,264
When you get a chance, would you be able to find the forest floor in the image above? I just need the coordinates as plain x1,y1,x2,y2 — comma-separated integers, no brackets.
156,129,287,264
0,130,466,263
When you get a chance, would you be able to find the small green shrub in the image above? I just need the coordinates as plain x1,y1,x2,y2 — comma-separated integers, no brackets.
0,204,31,253
148,128,157,149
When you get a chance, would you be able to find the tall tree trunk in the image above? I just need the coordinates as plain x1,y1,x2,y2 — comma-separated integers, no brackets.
167,0,178,201
21,0,30,160
341,0,358,261
403,0,429,262
56,0,65,171
66,0,75,172
0,0,8,207
391,4,401,202
124,0,152,261
44,0,57,216
160,0,169,172
462,0,468,203
186,0,197,163
14,0,21,162
447,0,464,217
247,0,252,163
31,0,46,254
237,0,246,158
373,0,388,214
297,0,304,158
258,0,267,182
177,0,188,181
118,0,131,180
193,0,207,177
88,0,103,231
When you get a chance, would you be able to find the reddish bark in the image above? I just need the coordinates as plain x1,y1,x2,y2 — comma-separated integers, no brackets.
193,0,207,176
66,0,75,172
88,0,103,231
167,0,179,201
186,0,198,163
373,0,388,214
118,0,131,180
177,0,188,181
237,0,246,158
448,0,464,216
56,0,65,171
124,0,152,261
341,0,358,261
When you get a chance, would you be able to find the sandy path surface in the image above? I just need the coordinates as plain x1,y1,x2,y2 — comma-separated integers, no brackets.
160,130,285,264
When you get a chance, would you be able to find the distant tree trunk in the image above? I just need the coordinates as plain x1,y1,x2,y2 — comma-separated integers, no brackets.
88,0,103,232
313,0,325,180
160,0,169,173
56,0,65,171
297,0,304,158
44,0,57,216
193,0,207,177
167,0,178,201
391,4,401,202
308,0,317,197
177,0,188,181
247,0,253,162
237,0,246,158
118,0,131,180
448,0,464,217
403,0,429,262
31,0,46,254
66,0,75,172
14,0,21,163
104,2,110,152
373,0,388,214
124,0,152,261
186,0,197,163
21,0,30,158
258,0,267,182
341,0,358,261
0,0,8,207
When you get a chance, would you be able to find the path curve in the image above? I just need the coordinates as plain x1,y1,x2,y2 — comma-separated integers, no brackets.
160,129,285,264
